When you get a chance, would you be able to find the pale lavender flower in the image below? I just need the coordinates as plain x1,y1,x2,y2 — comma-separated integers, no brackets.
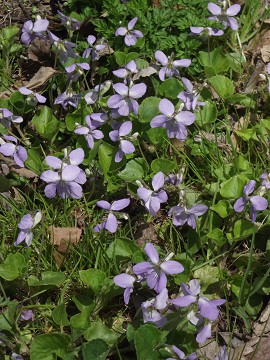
166,345,197,360
15,211,42,247
20,309,34,321
12,353,24,360
260,172,270,189
113,273,136,304
155,51,191,81
234,180,268,222
113,60,138,83
0,108,23,128
47,31,77,63
57,11,82,31
74,115,104,149
165,174,183,186
141,288,168,327
178,78,205,111
208,2,241,30
133,243,184,293
21,17,49,45
150,99,195,141
82,35,106,60
168,203,208,229
137,172,168,216
0,135,27,167
54,90,81,109
107,82,147,116
109,121,135,162
94,198,130,233
115,17,143,46
84,81,112,105
65,62,90,82
214,346,228,360
190,26,224,37
196,323,212,343
19,87,46,106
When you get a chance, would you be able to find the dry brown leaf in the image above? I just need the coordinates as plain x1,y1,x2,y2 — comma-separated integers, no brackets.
10,165,38,179
26,66,58,91
49,226,82,246
134,223,159,247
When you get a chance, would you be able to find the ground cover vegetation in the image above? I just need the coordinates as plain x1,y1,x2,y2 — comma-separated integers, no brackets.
1,0,270,359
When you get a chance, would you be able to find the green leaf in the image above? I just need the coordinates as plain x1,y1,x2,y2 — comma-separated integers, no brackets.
207,228,226,246
145,127,167,145
118,158,146,181
210,200,232,218
79,269,107,294
65,108,87,131
84,320,119,346
245,294,263,317
30,334,69,360
82,339,108,360
9,91,32,113
32,106,59,140
24,149,42,174
0,253,26,281
70,306,93,329
158,78,183,99
220,175,248,198
52,303,70,326
107,237,139,260
114,51,126,66
193,265,220,290
138,97,161,123
235,129,254,141
227,94,255,107
195,101,217,126
135,324,161,360
151,158,175,173
0,175,16,192
198,47,229,74
28,271,66,287
0,301,18,331
98,142,114,179
233,219,254,239
208,75,234,99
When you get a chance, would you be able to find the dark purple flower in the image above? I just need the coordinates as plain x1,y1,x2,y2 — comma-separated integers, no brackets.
178,78,205,111
15,211,42,247
84,81,112,105
0,135,27,167
113,273,136,304
155,51,191,81
0,108,23,128
94,198,130,233
47,31,77,63
65,62,90,82
234,180,268,222
107,82,147,116
21,17,49,45
165,173,183,186
74,115,104,149
150,99,195,141
137,172,168,216
20,309,34,321
54,90,81,109
82,35,106,60
57,11,82,31
141,288,168,327
133,243,184,293
166,345,197,360
208,2,241,30
214,346,228,360
115,17,143,46
109,121,135,162
168,203,208,229
19,87,46,106
190,26,224,37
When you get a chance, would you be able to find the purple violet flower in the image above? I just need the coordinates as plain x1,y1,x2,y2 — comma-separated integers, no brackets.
82,35,106,60
57,11,82,31
113,273,136,304
47,31,77,63
20,309,34,321
166,345,197,360
260,172,270,189
233,180,268,222
150,99,195,141
141,288,168,327
12,353,24,360
168,203,208,229
54,90,81,109
137,172,168,216
94,198,130,233
21,17,49,45
190,26,224,37
178,78,205,111
65,62,90,82
165,173,183,186
74,115,105,149
133,243,184,293
113,60,138,83
107,82,147,116
115,17,143,46
19,87,46,106
84,81,112,105
0,108,23,128
196,323,212,344
155,51,191,81
109,121,135,162
0,135,27,167
214,346,228,360
15,211,42,247
208,2,241,30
